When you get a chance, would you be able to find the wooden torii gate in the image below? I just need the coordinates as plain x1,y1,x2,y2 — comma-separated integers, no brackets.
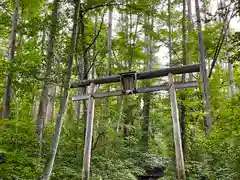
71,64,201,180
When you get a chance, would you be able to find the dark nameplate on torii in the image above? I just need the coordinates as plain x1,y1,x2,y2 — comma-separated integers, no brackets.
71,64,200,180
119,71,137,95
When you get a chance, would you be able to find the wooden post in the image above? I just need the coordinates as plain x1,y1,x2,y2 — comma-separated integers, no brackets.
168,73,186,180
82,83,96,180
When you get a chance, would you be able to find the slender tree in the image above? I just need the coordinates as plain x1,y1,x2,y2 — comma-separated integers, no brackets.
41,0,81,179
187,0,193,80
2,0,19,119
142,13,151,150
108,6,112,76
36,0,59,157
180,0,187,157
168,0,173,66
195,0,212,134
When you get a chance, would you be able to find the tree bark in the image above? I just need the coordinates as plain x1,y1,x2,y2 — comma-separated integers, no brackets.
103,5,113,126
107,6,112,76
180,0,187,158
187,0,195,146
80,7,88,123
41,0,81,179
142,13,151,150
123,0,130,139
2,0,19,119
168,0,173,66
45,85,56,122
92,13,98,79
187,0,193,79
36,0,59,158
195,0,212,134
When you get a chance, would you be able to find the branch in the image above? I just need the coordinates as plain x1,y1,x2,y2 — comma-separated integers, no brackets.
163,41,181,61
82,3,122,14
208,8,237,78
84,10,105,55
129,14,141,68
91,131,105,152
112,47,120,66
0,2,12,17
84,51,99,79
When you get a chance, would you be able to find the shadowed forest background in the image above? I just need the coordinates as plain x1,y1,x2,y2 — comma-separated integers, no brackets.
0,0,240,179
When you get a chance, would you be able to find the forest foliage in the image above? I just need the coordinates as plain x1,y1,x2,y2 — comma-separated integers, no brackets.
0,0,240,179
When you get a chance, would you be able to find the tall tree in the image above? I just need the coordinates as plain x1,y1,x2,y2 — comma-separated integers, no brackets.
180,0,187,157
81,5,88,122
168,0,173,66
222,0,237,97
2,0,19,119
187,0,193,79
195,0,212,134
41,0,81,179
108,6,112,76
36,0,59,158
142,13,151,150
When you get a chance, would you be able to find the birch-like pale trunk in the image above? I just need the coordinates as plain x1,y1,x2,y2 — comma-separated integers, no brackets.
80,6,88,123
33,98,40,120
41,0,81,179
33,0,49,121
2,0,19,119
195,0,212,134
103,5,113,121
45,85,56,122
36,0,59,158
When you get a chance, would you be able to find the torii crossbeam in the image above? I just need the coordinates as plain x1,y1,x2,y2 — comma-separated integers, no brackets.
71,64,201,180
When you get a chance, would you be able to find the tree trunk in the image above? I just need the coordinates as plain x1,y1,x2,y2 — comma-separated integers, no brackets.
33,97,40,121
2,0,19,119
36,0,59,158
92,13,98,79
41,0,81,179
45,85,56,122
168,0,173,66
107,6,112,76
187,0,196,149
180,0,187,158
228,63,236,97
187,0,193,79
123,0,130,139
195,0,212,134
142,13,152,150
80,7,88,123
103,5,113,126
